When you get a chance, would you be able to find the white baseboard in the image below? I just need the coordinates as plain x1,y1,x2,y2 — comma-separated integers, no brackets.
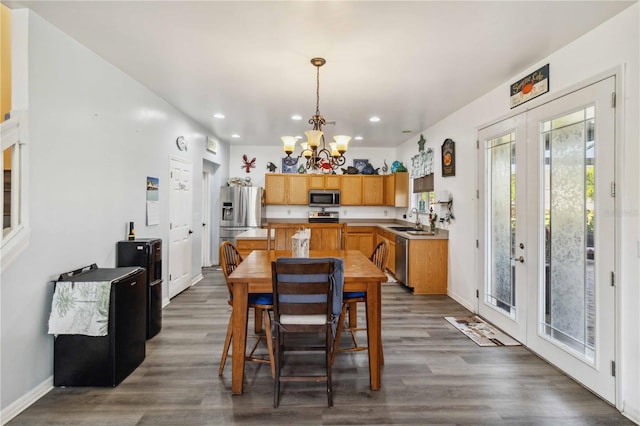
447,289,476,313
191,273,203,286
1,375,52,425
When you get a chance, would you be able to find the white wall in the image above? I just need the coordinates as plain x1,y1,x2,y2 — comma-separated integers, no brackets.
0,10,229,416
395,4,639,422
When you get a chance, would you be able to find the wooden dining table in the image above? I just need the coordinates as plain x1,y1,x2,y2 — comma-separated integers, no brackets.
226,249,387,395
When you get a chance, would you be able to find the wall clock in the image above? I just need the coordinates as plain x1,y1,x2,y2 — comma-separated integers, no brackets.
206,136,219,153
176,136,188,151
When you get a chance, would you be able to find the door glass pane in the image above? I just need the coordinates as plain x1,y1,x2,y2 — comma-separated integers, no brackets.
486,131,516,317
542,106,595,363
3,147,11,230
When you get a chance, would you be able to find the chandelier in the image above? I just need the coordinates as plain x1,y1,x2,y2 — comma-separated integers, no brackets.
282,57,350,172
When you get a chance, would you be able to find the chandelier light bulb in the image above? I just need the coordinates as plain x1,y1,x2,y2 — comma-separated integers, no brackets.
281,136,297,155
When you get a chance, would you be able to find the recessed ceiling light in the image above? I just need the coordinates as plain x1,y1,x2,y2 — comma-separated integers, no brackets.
369,116,380,122
231,134,240,138
354,136,363,141
213,113,225,119
401,130,412,133
291,115,302,120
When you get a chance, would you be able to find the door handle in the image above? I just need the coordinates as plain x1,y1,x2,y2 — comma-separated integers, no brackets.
517,256,525,263
188,229,194,235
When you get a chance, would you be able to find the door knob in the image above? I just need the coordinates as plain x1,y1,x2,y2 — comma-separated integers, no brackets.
517,256,525,263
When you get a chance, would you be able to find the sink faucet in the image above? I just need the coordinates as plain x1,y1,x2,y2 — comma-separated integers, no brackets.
411,208,421,230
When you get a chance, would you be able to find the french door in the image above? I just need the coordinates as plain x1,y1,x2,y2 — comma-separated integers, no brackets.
478,76,616,402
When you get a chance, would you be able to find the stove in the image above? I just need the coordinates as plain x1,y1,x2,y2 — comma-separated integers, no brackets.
308,210,340,223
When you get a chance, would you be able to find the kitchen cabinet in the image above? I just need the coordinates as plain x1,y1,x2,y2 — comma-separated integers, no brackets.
236,238,269,258
325,175,341,189
362,176,384,205
264,172,408,207
408,239,448,294
345,226,376,256
265,174,309,205
385,172,409,207
309,174,341,190
308,175,325,189
340,175,363,205
375,228,396,275
266,222,345,250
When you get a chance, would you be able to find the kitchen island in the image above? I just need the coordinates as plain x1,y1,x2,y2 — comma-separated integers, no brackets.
235,220,448,294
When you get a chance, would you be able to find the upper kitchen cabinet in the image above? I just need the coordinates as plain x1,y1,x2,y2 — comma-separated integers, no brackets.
362,175,384,205
385,172,409,207
264,172,408,206
308,174,340,189
265,174,309,205
340,175,363,205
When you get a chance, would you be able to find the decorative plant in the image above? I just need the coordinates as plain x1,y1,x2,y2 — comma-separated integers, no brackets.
429,207,438,230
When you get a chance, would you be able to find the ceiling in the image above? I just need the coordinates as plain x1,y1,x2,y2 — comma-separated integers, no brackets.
4,1,635,148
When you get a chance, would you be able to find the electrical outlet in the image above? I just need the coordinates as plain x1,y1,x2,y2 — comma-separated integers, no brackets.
383,210,388,216
343,209,347,216
287,210,291,215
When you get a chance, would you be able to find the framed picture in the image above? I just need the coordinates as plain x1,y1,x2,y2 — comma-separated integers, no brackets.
282,157,298,174
353,159,370,173
441,138,455,177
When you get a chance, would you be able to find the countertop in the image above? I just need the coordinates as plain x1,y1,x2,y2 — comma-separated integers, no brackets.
238,220,449,241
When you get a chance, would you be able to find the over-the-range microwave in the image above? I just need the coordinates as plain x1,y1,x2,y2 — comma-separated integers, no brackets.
308,189,341,207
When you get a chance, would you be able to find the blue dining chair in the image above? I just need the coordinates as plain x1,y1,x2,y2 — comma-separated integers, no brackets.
218,241,275,378
271,257,344,408
331,240,389,365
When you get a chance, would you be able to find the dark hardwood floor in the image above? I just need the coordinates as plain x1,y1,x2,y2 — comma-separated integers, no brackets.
8,267,631,425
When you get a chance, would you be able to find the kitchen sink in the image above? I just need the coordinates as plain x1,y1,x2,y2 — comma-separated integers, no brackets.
406,230,435,236
388,226,417,231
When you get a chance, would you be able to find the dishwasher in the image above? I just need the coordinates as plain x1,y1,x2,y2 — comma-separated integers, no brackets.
395,235,412,291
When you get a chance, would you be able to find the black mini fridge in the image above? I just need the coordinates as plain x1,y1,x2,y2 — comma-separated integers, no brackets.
117,238,163,339
53,264,146,387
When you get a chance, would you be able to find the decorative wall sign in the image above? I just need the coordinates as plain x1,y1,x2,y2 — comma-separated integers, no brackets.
146,176,159,226
441,138,455,177
510,63,549,109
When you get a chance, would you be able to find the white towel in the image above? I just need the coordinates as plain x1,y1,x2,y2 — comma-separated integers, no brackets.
48,281,111,336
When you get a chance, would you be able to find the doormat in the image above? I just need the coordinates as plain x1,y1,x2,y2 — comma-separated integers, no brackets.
444,315,521,347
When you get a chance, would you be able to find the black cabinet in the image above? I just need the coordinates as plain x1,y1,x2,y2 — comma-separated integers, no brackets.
53,265,146,387
117,239,163,339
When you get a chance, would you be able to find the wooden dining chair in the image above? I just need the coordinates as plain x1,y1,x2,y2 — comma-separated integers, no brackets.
331,240,389,365
271,258,342,408
218,241,275,378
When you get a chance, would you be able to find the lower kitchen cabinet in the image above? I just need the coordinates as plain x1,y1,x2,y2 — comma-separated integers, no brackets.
345,226,376,257
235,238,269,258
408,239,448,294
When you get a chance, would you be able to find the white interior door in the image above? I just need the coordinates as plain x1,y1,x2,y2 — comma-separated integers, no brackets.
525,77,616,403
478,114,528,342
169,157,193,299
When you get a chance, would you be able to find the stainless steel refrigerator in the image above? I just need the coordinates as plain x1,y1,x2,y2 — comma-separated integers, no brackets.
219,186,265,245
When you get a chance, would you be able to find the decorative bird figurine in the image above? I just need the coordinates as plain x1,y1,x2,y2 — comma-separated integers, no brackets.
266,161,277,173
241,154,256,173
